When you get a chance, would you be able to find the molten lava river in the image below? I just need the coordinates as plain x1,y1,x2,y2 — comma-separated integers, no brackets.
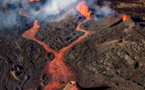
19,0,94,90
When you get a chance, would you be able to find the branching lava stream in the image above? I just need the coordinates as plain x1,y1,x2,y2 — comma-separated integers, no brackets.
20,0,94,90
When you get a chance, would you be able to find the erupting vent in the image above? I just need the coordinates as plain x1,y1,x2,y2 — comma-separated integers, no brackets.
0,0,135,90
29,0,40,2
121,14,128,21
20,0,94,89
19,0,129,89
76,0,91,19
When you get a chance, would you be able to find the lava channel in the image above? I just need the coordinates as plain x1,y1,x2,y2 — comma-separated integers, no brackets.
20,0,94,89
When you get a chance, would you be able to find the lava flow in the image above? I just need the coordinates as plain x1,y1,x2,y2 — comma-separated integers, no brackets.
121,14,128,21
20,0,93,90
29,0,40,2
19,9,34,19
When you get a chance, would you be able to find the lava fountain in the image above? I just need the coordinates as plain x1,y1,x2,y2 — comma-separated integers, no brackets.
29,0,40,2
121,14,128,21
20,0,94,89
76,0,91,19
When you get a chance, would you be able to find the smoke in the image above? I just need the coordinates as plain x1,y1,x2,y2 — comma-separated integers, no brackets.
0,0,78,30
96,1,114,17
0,11,17,28
86,0,114,19
43,0,77,15
0,0,115,30
0,0,21,30
98,6,114,16
22,0,78,20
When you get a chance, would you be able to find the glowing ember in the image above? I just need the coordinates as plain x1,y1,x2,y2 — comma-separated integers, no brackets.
19,1,93,89
76,0,91,19
121,14,128,21
29,0,40,2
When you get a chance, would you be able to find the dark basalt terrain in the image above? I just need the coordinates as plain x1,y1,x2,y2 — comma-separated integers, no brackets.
110,0,145,21
0,0,145,90
65,17,145,89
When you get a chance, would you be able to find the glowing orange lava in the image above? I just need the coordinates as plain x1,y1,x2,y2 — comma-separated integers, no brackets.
29,0,40,2
19,8,34,18
19,1,93,89
76,0,91,19
21,18,92,90
121,14,128,21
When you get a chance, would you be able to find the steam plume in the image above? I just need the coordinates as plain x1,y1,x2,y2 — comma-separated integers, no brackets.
0,0,114,30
